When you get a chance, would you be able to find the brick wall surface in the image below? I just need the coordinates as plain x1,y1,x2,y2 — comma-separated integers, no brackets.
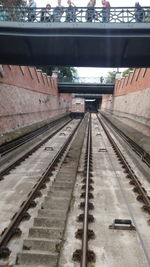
114,68,150,96
101,68,150,136
0,65,58,95
0,65,72,133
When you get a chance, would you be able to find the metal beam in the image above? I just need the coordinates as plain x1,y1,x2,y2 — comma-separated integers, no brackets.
0,22,150,67
75,94,102,99
58,83,114,94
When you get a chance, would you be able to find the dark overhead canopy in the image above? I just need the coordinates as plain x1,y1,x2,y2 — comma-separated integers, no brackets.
0,22,150,67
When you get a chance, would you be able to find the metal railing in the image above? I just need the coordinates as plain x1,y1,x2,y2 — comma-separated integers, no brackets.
58,77,115,84
0,6,150,23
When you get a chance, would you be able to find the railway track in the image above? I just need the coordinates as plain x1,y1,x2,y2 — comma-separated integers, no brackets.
80,114,95,266
0,113,149,267
97,114,150,220
0,115,70,157
0,115,88,265
60,113,150,267
100,112,150,168
0,116,72,179
73,114,95,266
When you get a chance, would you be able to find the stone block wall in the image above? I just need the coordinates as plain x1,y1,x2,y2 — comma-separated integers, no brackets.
101,68,150,136
0,65,72,133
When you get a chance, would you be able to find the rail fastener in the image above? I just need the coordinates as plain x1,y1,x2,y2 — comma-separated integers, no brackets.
109,219,136,230
72,249,95,263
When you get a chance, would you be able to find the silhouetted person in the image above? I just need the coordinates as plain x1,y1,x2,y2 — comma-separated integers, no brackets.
135,2,144,22
65,0,76,22
86,0,96,22
27,0,36,21
53,0,64,22
41,3,52,22
0,4,7,21
100,76,104,83
102,0,110,23
0,65,4,77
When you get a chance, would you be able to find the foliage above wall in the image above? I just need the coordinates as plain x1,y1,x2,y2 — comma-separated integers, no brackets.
122,68,134,77
0,0,26,6
106,71,116,82
39,66,78,81
106,68,134,81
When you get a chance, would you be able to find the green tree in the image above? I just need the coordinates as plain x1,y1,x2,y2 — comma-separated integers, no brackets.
38,66,54,76
58,66,77,81
38,66,77,81
122,68,134,77
0,0,26,6
0,0,26,21
106,71,116,83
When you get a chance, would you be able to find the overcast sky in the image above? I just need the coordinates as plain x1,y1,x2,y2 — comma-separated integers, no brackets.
34,0,149,77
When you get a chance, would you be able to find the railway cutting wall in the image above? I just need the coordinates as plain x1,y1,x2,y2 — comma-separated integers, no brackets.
101,68,150,136
0,65,72,133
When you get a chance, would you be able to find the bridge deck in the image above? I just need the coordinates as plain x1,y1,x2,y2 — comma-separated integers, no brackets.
0,22,150,67
58,82,114,94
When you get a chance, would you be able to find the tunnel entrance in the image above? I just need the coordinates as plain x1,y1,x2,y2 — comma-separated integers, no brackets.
85,99,101,112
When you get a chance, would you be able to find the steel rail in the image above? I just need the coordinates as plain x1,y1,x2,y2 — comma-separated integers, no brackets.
0,119,72,179
100,113,150,168
81,114,92,267
97,115,150,213
0,117,83,258
0,115,70,157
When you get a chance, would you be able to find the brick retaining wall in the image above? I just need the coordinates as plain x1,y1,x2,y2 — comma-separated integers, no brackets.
101,68,150,136
0,65,72,133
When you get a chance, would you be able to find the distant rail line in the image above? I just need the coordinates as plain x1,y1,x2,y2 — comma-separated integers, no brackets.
97,114,150,217
0,116,84,259
0,115,70,157
100,112,150,168
0,116,72,179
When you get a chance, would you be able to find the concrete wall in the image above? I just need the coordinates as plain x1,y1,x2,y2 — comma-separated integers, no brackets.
101,68,150,136
0,65,72,133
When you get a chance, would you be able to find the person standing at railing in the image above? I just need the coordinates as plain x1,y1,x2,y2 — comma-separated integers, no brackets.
100,76,104,83
53,0,64,22
0,4,7,21
65,0,77,22
101,0,110,22
0,65,4,77
41,4,52,22
27,0,36,21
86,0,96,22
135,2,144,22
